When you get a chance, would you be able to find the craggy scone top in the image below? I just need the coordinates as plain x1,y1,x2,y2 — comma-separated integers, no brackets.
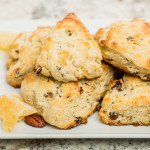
36,13,102,82
9,26,51,61
95,18,150,72
99,75,150,125
7,27,51,87
103,75,150,111
21,63,114,129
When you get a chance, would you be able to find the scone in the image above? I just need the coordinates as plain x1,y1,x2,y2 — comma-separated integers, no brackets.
21,63,114,129
95,18,150,80
7,27,51,87
99,75,150,126
36,13,102,82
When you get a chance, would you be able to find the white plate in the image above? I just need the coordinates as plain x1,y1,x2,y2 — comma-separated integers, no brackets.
0,19,149,139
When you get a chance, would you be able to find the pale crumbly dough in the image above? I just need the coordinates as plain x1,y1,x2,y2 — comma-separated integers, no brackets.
36,13,103,82
99,75,150,126
6,27,51,87
94,18,150,80
21,63,114,129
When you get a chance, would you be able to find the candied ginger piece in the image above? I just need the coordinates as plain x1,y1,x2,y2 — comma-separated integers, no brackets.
0,94,37,132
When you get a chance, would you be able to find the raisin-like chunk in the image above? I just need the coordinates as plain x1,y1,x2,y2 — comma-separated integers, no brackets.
111,81,122,91
56,66,61,71
15,49,19,54
79,87,84,94
65,30,72,36
36,67,42,76
100,40,105,45
74,117,82,124
44,92,54,98
109,112,118,120
15,69,23,78
127,36,134,41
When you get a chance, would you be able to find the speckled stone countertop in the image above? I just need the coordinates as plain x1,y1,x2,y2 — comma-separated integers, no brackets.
0,0,150,20
0,0,150,149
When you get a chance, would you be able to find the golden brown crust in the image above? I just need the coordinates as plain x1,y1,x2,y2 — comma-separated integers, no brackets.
95,18,150,80
7,27,51,87
56,13,92,40
36,13,102,82
52,109,96,129
99,110,150,126
55,109,97,129
99,75,150,126
21,63,114,129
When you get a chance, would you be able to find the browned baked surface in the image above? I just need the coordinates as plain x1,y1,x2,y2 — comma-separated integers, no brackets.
95,18,150,80
99,75,150,126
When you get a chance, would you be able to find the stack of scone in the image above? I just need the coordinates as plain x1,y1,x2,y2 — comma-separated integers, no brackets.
6,14,150,128
7,13,114,129
94,18,150,126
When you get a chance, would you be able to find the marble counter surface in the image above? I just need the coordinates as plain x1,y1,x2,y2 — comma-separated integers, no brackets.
0,0,150,20
0,139,150,150
0,0,150,149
